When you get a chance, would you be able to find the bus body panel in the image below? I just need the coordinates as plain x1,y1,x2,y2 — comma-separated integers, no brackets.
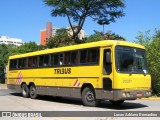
114,73,151,89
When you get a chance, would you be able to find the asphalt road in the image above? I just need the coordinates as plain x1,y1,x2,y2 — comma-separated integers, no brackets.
0,89,160,120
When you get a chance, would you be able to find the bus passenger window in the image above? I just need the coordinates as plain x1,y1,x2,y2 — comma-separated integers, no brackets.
80,50,87,64
18,59,23,68
22,58,27,68
53,54,59,66
33,57,37,67
71,51,78,64
43,55,49,66
39,55,44,67
64,52,71,65
28,57,33,68
59,54,63,65
50,54,54,66
88,49,99,63
10,59,18,69
103,49,112,75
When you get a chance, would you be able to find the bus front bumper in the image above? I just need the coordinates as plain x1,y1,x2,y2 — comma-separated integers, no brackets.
96,89,152,100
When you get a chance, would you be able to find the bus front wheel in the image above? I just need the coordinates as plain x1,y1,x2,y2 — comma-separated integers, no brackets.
30,85,38,99
82,87,99,107
22,84,29,98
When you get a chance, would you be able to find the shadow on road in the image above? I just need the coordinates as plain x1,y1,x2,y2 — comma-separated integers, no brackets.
10,92,148,110
98,101,148,110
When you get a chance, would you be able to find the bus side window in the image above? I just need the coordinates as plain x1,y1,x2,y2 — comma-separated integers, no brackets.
71,51,78,65
59,53,63,65
22,58,27,68
28,57,33,68
103,49,112,75
9,60,13,69
53,54,59,66
33,57,37,67
80,50,87,64
43,55,49,66
88,49,99,63
39,55,44,67
10,59,18,69
64,52,71,65
18,59,23,68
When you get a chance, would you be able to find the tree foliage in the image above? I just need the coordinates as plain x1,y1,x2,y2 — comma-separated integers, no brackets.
0,44,9,71
46,33,76,48
85,30,125,43
12,42,46,55
135,29,160,96
43,0,125,40
0,42,45,83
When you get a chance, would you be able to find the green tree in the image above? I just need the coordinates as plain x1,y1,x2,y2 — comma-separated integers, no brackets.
135,30,160,96
85,30,125,43
0,42,46,83
46,34,75,48
0,44,16,83
43,0,125,40
85,31,105,43
0,44,8,71
56,28,68,35
13,42,46,55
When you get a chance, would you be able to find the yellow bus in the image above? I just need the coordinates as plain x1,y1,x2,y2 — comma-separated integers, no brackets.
7,40,151,106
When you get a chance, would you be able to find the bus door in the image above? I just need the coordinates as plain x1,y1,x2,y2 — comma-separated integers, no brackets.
102,47,114,99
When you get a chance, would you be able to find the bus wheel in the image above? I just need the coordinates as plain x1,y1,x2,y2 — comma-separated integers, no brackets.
30,85,38,99
22,84,29,98
82,87,99,107
109,100,124,105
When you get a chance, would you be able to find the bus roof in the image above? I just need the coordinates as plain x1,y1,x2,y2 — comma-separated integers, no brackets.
9,40,145,59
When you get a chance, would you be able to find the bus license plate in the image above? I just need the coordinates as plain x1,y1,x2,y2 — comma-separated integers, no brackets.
137,93,142,97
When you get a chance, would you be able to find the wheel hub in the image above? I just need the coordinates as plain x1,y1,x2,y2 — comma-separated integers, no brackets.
86,91,94,102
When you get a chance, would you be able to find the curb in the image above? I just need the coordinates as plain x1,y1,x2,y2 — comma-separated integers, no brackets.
139,97,160,100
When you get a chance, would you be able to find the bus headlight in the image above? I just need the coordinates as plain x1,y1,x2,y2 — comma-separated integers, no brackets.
122,92,126,97
122,92,131,97
126,92,130,97
146,91,151,96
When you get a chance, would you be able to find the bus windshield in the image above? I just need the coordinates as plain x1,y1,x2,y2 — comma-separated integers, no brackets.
115,46,149,74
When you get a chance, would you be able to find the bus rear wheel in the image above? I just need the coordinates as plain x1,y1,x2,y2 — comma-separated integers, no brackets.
109,100,124,105
30,85,38,99
22,84,29,98
82,87,99,107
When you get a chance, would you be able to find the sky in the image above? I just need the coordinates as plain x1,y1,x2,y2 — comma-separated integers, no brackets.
0,0,160,44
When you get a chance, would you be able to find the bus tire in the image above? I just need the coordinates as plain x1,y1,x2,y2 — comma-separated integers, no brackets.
109,100,124,105
22,84,29,98
30,84,38,99
82,87,99,107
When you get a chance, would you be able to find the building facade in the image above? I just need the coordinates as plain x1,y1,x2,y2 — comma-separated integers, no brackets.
0,36,24,46
40,22,85,45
